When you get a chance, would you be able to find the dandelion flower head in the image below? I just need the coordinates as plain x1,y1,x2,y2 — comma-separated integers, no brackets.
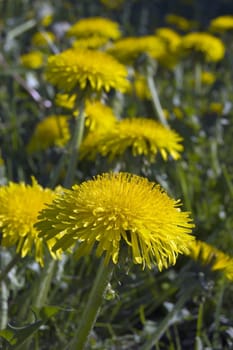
45,49,129,93
36,172,195,270
20,51,44,69
72,36,109,50
178,32,225,62
165,14,192,32
67,17,121,40
55,93,77,110
31,31,56,47
0,179,61,266
107,36,166,64
155,27,181,52
100,0,124,9
209,15,233,33
27,115,70,153
84,100,117,132
201,71,216,85
81,117,183,162
187,240,233,281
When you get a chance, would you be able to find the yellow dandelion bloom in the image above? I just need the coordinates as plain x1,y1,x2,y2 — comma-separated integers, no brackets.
131,74,151,100
0,179,61,266
187,240,233,281
84,100,117,131
209,102,223,115
45,49,129,93
156,27,181,52
67,17,121,40
165,14,192,32
100,0,124,9
173,107,184,119
55,93,77,110
107,36,166,64
72,36,109,50
36,172,194,270
178,32,225,62
31,31,56,47
20,51,44,69
209,15,233,33
27,115,70,153
40,14,53,27
201,71,216,85
81,117,183,162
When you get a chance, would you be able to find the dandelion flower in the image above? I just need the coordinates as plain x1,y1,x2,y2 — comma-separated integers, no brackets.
107,36,166,64
84,100,117,132
187,240,233,281
36,173,194,270
201,71,216,85
27,115,70,153
0,179,61,266
72,36,109,50
20,51,44,69
156,27,181,52
165,14,192,32
45,49,129,93
178,32,225,62
209,15,233,33
67,17,121,40
100,0,124,9
31,31,56,47
55,93,77,110
81,117,183,162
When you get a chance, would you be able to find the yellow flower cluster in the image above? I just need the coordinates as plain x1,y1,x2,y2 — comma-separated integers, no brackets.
27,115,71,153
178,32,225,62
165,14,192,32
45,49,129,93
0,179,61,266
81,117,183,162
108,36,166,64
84,100,117,132
187,240,233,281
209,15,233,33
31,31,55,47
36,172,194,270
67,17,121,40
20,51,44,69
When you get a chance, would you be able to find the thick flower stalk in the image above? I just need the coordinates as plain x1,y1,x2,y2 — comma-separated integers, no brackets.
45,49,129,93
36,172,194,270
0,178,61,266
81,117,183,162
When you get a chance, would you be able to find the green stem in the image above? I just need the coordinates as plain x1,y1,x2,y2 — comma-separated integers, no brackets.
194,61,202,95
212,280,226,349
33,259,57,309
141,292,190,350
195,301,204,350
67,260,114,350
0,253,21,283
146,67,169,127
0,281,9,329
64,102,85,188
